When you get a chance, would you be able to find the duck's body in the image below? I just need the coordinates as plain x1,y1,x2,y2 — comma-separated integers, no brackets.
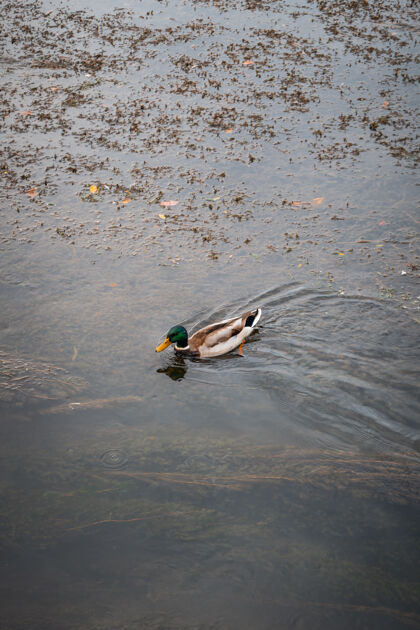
156,308,261,358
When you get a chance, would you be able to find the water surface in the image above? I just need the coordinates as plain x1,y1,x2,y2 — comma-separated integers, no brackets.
0,0,419,628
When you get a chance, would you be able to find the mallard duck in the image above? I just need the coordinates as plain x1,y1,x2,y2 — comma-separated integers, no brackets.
155,308,261,358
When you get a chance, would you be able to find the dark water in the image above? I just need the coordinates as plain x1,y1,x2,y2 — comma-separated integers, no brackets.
1,256,419,629
1,0,419,628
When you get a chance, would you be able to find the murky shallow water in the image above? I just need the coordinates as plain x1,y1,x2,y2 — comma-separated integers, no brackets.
0,0,419,628
1,249,419,629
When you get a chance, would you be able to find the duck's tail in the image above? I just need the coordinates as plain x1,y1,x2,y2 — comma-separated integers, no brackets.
245,308,262,328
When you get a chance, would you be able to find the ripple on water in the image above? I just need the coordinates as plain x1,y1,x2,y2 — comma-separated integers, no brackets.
159,284,420,457
100,448,129,469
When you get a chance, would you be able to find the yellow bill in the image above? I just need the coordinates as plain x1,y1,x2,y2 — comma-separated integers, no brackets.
155,337,172,352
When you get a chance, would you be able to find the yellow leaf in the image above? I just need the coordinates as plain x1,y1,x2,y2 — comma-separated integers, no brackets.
337,252,345,256
89,185,98,193
297,263,302,267
311,197,324,205
158,213,166,219
72,347,78,362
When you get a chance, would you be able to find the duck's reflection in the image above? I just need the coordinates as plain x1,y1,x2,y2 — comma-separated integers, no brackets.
156,355,188,381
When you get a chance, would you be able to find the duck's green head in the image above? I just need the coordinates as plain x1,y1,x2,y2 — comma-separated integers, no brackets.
155,325,188,352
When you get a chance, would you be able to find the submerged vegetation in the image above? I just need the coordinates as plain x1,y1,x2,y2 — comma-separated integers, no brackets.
1,432,419,628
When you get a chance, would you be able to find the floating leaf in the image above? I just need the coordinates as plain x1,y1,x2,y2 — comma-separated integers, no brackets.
382,100,389,108
242,60,254,66
25,187,38,198
224,128,234,133
50,86,59,91
20,110,33,117
89,184,98,194
148,192,163,204
109,283,118,287
337,252,345,256
121,198,130,204
311,197,324,205
158,213,166,220
72,347,78,362
160,200,178,207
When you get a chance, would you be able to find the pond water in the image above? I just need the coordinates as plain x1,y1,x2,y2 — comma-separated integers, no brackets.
0,0,419,628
